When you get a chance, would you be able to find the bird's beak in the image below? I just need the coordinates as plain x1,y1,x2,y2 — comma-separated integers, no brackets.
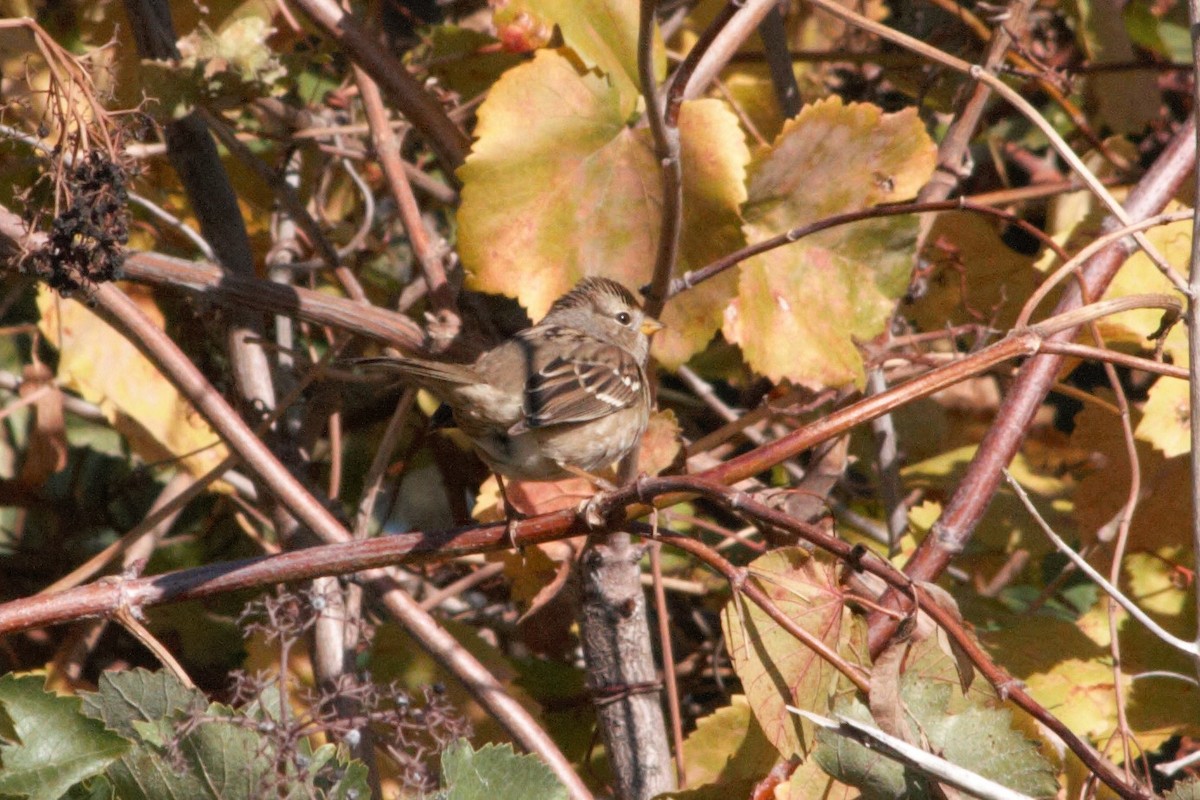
641,318,664,336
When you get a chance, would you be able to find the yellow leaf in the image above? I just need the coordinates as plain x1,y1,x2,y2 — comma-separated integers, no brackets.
1135,375,1191,457
458,49,748,368
724,97,936,388
37,286,228,477
680,695,779,788
493,0,662,115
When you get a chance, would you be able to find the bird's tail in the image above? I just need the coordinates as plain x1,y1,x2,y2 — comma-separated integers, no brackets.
348,355,479,386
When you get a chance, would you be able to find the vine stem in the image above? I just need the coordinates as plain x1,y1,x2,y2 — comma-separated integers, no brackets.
1187,0,1200,681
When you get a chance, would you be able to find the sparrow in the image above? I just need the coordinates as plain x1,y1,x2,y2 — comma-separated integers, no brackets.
355,277,662,485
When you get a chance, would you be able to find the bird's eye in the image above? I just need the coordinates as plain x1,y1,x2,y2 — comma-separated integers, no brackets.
615,311,633,326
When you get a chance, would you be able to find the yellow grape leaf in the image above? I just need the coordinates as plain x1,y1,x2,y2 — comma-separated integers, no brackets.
777,755,860,800
458,49,748,367
37,286,228,477
1124,548,1188,617
679,695,778,789
985,598,1200,752
657,100,749,369
1020,658,1118,740
458,49,648,319
724,97,936,389
721,547,864,757
907,210,1039,331
1135,375,1191,457
1092,202,1190,361
907,500,941,535
493,0,663,114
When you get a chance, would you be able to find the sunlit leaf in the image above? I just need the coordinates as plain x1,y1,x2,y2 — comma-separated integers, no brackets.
458,49,748,367
441,739,569,800
679,695,778,789
724,97,936,388
492,0,662,112
1136,375,1191,457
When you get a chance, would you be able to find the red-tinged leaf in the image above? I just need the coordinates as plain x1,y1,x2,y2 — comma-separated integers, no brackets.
721,548,864,756
458,49,658,321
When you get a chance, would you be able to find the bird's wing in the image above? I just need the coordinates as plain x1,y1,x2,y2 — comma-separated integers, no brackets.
514,333,645,433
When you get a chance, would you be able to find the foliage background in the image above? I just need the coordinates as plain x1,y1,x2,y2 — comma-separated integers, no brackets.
0,0,1199,797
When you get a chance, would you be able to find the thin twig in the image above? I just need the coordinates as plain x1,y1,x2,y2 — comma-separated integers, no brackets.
1004,471,1197,658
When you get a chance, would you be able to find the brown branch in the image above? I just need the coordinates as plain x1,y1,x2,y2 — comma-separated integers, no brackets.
287,0,470,173
353,67,458,322
0,472,1148,799
866,118,1198,654
916,0,1035,206
120,250,425,351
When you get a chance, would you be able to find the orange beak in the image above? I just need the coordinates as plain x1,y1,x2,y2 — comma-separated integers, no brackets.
640,318,664,336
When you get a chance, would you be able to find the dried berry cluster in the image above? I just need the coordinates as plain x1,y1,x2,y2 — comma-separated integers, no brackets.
225,589,471,792
22,149,130,296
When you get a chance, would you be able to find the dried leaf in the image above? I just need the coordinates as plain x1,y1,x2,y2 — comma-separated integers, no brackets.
868,639,912,743
16,361,67,487
916,581,975,694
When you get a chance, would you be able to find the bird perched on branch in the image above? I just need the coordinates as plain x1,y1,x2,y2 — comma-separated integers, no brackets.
354,277,662,491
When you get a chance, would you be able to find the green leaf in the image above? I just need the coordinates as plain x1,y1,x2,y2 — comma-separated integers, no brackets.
814,695,908,800
0,673,130,800
413,26,525,101
79,668,205,738
816,678,1057,800
79,669,366,800
1123,0,1191,62
724,97,936,389
931,706,1058,798
104,708,274,800
440,739,569,800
